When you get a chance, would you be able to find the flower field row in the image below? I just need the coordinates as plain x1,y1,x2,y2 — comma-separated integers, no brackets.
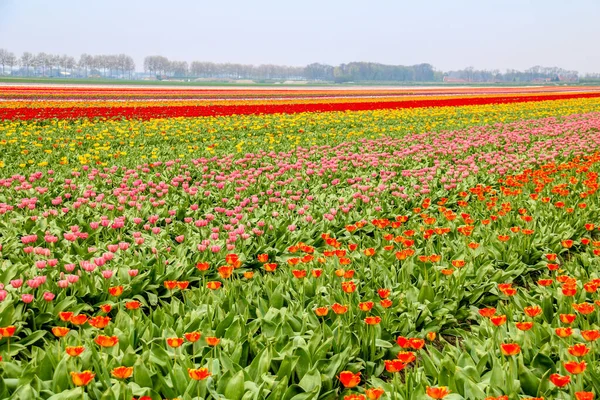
2,85,597,101
1,88,600,399
2,90,600,120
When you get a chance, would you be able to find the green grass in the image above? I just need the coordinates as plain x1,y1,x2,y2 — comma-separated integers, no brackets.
0,77,326,87
2,76,595,87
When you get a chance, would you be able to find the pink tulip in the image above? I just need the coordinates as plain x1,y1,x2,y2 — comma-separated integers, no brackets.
10,279,23,289
43,292,55,302
21,294,34,303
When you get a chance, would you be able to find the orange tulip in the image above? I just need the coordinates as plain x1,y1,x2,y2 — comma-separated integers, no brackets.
341,281,356,293
490,315,507,326
364,316,381,325
396,351,416,363
196,262,210,271
385,359,406,373
377,288,390,299
555,327,573,338
206,337,220,346
164,280,178,290
409,338,425,350
359,301,374,312
500,343,521,356
380,299,393,308
264,263,277,272
365,387,385,400
0,326,16,337
125,301,141,310
575,392,595,400
560,314,577,324
166,337,184,348
292,270,307,279
573,303,595,315
207,281,222,290
582,330,600,341
70,315,88,326
314,307,329,317
426,386,450,399
65,346,85,357
188,367,211,380
332,303,348,315
515,321,534,331
549,373,571,387
89,316,111,329
111,366,133,379
218,266,233,279
524,305,542,317
95,335,119,347
564,361,587,374
339,371,361,388
99,304,112,313
108,286,124,297
344,395,365,400
177,281,189,290
52,326,70,337
225,254,239,265
569,344,590,357
396,336,411,348
184,331,201,342
71,371,95,386
58,312,73,322
479,308,496,318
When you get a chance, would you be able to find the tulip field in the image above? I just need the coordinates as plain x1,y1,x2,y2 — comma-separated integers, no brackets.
2,85,600,400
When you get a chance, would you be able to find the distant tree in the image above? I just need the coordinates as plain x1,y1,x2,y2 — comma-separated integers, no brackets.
170,61,188,77
5,52,17,75
0,49,6,74
20,52,34,76
78,54,93,77
0,49,15,74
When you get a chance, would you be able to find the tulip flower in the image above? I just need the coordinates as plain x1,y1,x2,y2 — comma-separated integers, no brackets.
71,371,95,386
338,371,361,388
111,366,133,379
549,373,571,387
188,367,211,380
426,386,450,399
66,346,85,357
500,343,521,356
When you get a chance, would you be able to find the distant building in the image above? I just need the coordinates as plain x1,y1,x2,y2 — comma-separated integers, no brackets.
443,76,468,83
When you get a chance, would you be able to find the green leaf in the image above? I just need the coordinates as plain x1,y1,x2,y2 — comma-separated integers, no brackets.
223,370,246,400
298,367,321,393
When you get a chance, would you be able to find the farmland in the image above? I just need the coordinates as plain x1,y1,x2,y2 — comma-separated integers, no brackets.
1,85,600,400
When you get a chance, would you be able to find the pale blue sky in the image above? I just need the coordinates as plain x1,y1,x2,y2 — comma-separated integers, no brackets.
1,0,599,73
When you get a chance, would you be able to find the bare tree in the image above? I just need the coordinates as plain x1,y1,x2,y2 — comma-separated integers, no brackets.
20,52,34,76
0,49,8,74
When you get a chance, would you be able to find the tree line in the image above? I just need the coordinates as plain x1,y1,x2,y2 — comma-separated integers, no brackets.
0,48,594,83
444,66,579,83
0,50,135,78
